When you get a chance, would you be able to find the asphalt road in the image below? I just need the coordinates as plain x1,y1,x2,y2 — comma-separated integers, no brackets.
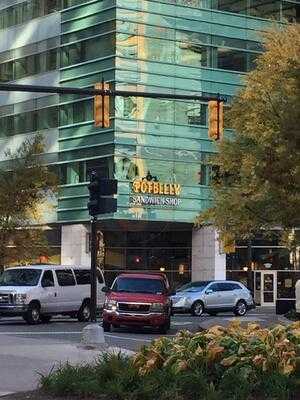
0,308,289,395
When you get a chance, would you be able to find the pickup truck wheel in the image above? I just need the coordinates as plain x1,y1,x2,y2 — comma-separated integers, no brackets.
78,301,91,322
158,317,171,334
24,303,41,325
103,321,111,332
40,315,52,323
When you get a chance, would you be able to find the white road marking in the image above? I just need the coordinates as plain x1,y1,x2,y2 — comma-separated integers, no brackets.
0,331,82,335
172,321,193,326
105,334,153,342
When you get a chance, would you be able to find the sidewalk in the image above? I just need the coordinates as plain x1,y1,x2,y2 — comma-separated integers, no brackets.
0,334,133,395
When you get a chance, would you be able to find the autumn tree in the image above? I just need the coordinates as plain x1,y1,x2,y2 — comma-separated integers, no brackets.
197,24,300,250
0,135,57,268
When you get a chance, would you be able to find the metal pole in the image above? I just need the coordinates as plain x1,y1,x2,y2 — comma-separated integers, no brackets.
90,216,98,322
247,239,253,291
0,83,226,102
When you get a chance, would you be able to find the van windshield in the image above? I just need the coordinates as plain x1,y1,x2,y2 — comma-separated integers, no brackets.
0,269,42,286
112,277,165,294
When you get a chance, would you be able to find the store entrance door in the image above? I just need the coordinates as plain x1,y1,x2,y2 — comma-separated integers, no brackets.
261,271,277,306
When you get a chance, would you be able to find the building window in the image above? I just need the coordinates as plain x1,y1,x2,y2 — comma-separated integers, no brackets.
61,34,115,67
59,158,111,185
0,49,59,83
0,0,62,30
59,99,93,126
0,106,59,137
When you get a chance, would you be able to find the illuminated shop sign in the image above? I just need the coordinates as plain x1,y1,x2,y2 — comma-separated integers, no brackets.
130,179,182,207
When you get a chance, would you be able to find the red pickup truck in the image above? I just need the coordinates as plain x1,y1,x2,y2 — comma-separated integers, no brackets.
102,273,172,333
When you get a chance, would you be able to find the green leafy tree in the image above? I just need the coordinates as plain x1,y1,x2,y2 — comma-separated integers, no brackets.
197,24,300,250
0,135,57,268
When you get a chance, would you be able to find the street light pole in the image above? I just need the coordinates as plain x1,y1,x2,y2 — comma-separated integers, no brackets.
247,239,253,291
90,216,98,322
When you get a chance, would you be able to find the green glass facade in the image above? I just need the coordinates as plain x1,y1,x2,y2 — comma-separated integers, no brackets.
57,0,283,224
0,0,299,284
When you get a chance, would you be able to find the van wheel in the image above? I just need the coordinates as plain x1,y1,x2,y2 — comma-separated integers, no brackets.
40,315,52,323
78,301,91,322
24,303,41,325
103,321,111,332
234,300,247,316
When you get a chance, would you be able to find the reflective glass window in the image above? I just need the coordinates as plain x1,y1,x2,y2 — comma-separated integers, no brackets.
62,34,115,67
60,99,93,126
217,48,247,72
215,0,248,13
282,1,300,23
248,0,280,19
176,42,210,67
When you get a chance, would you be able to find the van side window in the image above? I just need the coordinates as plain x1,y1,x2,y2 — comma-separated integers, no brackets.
55,270,75,286
74,270,90,285
41,270,54,287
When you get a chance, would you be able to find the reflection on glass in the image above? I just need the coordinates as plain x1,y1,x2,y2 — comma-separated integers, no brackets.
263,292,274,303
263,274,274,291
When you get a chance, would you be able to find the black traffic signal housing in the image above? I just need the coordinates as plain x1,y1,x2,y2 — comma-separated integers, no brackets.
87,172,117,216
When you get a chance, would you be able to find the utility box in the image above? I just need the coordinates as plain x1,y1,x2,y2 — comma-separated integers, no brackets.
296,280,300,313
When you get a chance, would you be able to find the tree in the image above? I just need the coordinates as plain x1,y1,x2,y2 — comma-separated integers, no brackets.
0,135,57,268
197,24,300,249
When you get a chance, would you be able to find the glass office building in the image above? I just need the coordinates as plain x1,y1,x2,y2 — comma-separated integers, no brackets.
0,0,299,300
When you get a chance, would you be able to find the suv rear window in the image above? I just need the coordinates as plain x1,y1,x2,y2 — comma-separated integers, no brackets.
112,277,165,294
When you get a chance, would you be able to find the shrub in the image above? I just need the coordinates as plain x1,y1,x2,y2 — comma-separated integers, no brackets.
41,322,300,400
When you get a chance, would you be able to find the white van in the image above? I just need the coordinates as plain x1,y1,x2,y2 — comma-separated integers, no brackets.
0,265,105,324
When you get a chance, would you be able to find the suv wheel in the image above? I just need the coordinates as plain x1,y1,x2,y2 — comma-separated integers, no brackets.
234,300,247,316
78,301,91,322
191,301,204,317
24,303,40,325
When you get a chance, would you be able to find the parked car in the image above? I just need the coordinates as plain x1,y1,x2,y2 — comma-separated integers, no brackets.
171,280,255,316
0,265,105,324
102,272,172,333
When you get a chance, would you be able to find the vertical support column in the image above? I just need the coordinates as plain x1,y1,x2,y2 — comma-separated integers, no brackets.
192,226,226,281
61,224,91,266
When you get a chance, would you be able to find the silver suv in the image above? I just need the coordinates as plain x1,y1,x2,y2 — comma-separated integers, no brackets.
171,280,255,317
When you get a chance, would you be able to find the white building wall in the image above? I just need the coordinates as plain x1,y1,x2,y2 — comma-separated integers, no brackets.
61,225,91,267
192,226,226,281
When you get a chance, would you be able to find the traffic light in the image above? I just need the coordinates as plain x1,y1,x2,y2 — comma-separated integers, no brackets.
87,172,117,216
208,100,224,140
94,82,110,128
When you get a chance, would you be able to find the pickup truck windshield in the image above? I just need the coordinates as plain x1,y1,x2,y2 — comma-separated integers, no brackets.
112,277,165,294
0,269,42,286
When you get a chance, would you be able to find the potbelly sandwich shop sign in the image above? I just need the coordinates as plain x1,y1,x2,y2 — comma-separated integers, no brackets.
129,179,182,207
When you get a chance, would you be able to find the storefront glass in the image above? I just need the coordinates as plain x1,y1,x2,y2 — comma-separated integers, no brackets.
102,230,192,287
